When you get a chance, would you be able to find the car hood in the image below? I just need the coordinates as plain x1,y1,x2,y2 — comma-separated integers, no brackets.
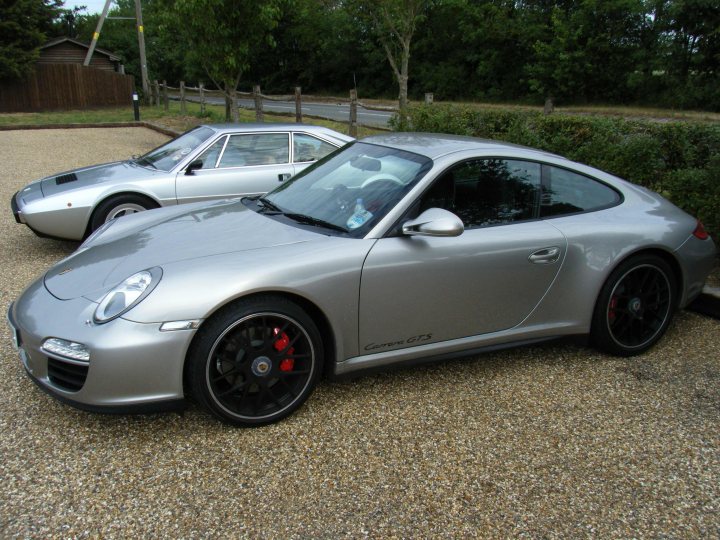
44,199,319,300
40,160,162,197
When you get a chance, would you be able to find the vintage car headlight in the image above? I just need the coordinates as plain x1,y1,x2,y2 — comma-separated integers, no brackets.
94,267,162,323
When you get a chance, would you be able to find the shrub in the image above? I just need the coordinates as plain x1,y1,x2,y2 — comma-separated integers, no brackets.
395,105,720,238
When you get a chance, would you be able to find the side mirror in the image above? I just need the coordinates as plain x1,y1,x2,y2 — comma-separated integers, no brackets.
185,159,203,175
402,208,464,237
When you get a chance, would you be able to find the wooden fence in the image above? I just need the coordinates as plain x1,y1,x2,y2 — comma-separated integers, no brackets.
155,81,399,136
0,64,135,112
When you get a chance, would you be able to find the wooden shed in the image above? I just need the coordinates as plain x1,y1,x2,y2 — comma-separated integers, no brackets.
39,37,124,73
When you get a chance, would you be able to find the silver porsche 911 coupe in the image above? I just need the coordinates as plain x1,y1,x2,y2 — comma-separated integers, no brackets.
8,134,716,426
10,124,352,240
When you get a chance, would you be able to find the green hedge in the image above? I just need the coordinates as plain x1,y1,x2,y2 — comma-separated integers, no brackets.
393,105,720,239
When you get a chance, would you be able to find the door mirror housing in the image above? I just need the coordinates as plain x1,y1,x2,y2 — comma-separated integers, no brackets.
185,159,203,175
402,208,464,237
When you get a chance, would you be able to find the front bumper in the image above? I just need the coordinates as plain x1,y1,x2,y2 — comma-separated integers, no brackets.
10,191,23,224
8,278,196,413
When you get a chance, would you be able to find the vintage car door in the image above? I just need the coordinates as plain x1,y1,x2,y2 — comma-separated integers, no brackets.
358,158,567,353
175,132,295,204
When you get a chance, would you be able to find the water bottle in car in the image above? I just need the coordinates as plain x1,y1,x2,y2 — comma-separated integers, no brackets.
346,198,373,229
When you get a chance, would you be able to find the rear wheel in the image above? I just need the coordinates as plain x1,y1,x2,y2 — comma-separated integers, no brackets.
89,194,158,233
187,296,323,426
591,254,675,356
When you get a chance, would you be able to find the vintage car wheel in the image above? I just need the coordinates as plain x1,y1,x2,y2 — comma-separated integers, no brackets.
90,194,158,232
591,254,675,356
187,296,324,426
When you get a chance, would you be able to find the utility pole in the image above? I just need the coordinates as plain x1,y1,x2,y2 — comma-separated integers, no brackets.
83,0,113,67
83,0,150,102
134,0,150,101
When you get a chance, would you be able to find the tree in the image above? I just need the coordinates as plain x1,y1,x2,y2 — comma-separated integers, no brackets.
161,0,281,121
0,0,62,81
349,0,427,117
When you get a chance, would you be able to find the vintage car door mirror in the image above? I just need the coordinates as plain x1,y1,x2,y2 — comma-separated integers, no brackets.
402,208,464,237
185,159,203,175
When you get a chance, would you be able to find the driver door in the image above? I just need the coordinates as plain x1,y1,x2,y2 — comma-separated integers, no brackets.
358,158,566,352
175,132,295,204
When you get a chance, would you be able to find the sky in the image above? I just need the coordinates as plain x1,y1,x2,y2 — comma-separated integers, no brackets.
70,0,115,15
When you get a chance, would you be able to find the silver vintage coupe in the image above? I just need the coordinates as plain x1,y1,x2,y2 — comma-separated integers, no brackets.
10,124,352,240
8,134,717,426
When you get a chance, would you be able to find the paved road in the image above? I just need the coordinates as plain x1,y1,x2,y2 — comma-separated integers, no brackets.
176,95,394,128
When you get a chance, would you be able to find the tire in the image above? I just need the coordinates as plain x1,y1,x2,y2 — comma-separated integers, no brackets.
590,254,676,356
187,296,324,427
89,194,158,233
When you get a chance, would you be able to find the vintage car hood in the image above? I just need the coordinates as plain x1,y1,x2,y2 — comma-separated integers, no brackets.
40,160,162,197
44,199,319,300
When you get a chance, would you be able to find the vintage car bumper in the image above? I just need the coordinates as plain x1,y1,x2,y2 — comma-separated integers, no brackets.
7,278,195,413
11,190,92,241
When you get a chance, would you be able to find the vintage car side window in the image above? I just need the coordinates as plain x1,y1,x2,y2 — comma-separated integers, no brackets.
195,136,227,169
540,166,620,217
421,159,541,228
217,133,290,168
293,133,337,163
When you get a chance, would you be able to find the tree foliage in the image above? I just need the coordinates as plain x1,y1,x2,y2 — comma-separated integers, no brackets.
0,0,62,81
51,0,720,111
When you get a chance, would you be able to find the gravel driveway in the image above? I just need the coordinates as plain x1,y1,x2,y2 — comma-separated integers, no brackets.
1,128,719,538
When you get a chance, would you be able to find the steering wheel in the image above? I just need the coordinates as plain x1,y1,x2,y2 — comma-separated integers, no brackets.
361,174,403,189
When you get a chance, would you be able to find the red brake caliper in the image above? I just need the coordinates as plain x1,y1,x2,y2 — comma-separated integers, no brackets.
273,328,295,372
609,296,618,322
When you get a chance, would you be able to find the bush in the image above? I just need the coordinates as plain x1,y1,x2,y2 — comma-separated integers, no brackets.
395,105,720,238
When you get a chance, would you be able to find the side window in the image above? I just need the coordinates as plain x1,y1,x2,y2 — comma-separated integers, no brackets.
420,159,541,229
195,136,226,169
217,133,289,168
293,133,337,163
540,166,620,217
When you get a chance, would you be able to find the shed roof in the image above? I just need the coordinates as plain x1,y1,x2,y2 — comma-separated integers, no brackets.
41,37,121,62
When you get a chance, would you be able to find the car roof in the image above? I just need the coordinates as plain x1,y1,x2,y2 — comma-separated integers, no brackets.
360,133,565,161
205,123,354,142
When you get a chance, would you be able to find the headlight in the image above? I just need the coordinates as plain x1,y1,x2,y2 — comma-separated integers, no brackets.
94,267,162,323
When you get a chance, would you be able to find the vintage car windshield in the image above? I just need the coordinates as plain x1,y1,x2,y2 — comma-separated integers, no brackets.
135,126,215,171
261,142,432,237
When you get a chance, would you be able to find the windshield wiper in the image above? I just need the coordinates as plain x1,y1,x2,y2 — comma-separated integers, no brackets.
256,197,283,213
134,156,157,169
283,213,347,233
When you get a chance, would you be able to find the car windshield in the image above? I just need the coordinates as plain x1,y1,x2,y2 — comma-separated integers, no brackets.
261,142,432,237
134,127,215,171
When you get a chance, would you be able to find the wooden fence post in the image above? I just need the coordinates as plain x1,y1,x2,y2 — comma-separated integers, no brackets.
152,80,159,106
180,81,186,114
295,87,302,123
543,97,554,115
254,85,264,122
162,80,169,111
349,89,358,138
199,82,206,116
425,92,434,105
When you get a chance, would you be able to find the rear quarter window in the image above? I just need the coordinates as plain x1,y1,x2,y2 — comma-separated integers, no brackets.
540,166,620,217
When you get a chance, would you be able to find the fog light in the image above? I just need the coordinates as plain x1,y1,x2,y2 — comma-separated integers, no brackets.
42,338,90,362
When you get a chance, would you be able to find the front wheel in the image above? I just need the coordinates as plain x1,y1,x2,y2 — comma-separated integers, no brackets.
591,254,676,356
187,296,324,426
89,194,158,233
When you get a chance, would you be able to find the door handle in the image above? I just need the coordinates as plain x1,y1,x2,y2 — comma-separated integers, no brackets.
278,173,291,182
528,247,561,264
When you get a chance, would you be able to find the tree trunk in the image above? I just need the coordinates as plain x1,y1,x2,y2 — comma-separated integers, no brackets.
224,92,232,122
398,43,410,113
229,86,239,123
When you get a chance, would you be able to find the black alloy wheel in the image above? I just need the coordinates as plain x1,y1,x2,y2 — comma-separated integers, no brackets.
591,254,675,356
188,296,323,426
